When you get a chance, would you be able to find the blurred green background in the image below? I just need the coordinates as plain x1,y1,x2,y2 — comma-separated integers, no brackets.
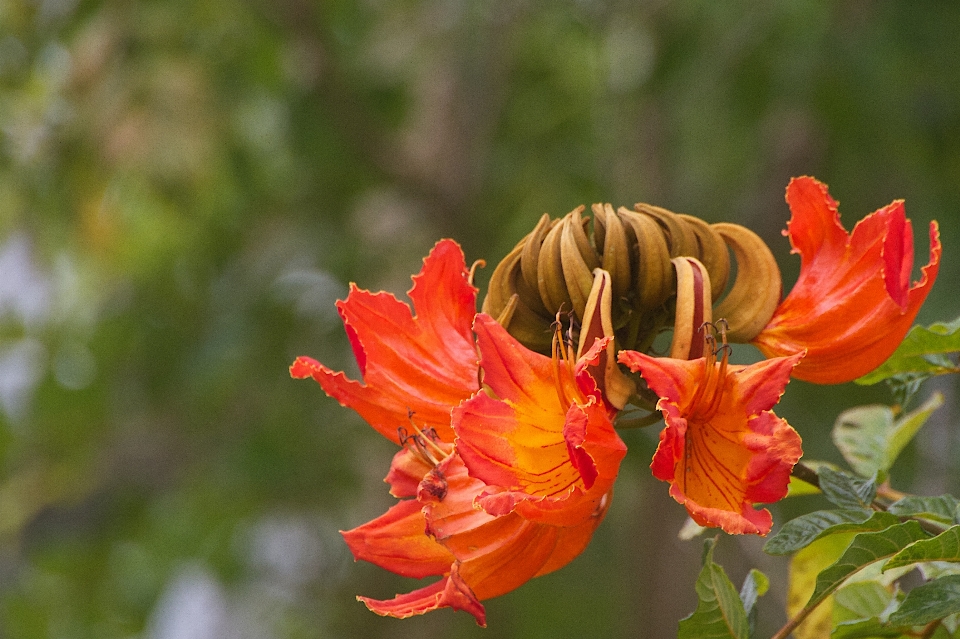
1,1,959,637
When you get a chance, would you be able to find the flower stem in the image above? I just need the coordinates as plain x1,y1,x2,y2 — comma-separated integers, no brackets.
790,461,820,489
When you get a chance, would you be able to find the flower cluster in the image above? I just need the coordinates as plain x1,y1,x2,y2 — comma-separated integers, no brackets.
291,177,940,625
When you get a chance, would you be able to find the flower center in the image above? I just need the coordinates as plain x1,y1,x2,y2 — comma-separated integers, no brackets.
551,317,587,408
689,321,730,423
398,410,451,468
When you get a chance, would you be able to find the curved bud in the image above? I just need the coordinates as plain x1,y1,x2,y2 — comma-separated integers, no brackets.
634,203,697,257
679,214,730,301
578,268,637,409
670,257,713,360
536,219,569,315
592,204,631,300
560,208,599,320
481,241,555,351
483,201,780,356
712,223,782,342
520,214,555,316
619,208,674,309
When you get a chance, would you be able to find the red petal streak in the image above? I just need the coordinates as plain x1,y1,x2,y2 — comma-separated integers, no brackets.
290,239,479,441
883,207,911,310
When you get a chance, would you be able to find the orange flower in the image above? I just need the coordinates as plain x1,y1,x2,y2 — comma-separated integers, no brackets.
290,239,480,442
292,240,619,626
618,342,803,535
454,313,626,527
343,445,610,626
753,176,941,384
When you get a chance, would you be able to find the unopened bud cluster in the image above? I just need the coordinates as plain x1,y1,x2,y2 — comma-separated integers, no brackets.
482,203,782,354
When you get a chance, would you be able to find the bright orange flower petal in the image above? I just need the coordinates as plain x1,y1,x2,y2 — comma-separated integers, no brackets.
341,498,455,579
531,491,611,578
753,176,941,384
353,450,609,627
358,563,486,627
419,454,608,600
290,239,479,442
453,314,626,527
619,349,803,535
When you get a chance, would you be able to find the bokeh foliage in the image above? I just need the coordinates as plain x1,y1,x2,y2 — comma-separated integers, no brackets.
1,1,959,637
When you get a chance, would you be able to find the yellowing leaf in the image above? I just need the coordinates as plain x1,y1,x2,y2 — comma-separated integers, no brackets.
787,533,855,639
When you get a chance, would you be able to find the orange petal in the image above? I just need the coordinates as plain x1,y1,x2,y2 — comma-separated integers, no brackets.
290,239,479,441
359,563,486,627
753,177,941,384
341,498,455,579
619,349,803,535
533,490,611,578
454,314,626,526
384,447,438,499
420,454,606,604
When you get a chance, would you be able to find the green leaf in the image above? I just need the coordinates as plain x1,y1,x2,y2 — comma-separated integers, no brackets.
834,580,895,620
740,569,768,638
831,394,943,480
830,618,905,638
857,318,960,386
887,495,960,525
679,538,748,639
788,534,857,639
818,467,878,510
886,393,944,469
765,510,899,556
739,568,769,615
888,574,960,626
831,581,901,638
832,406,891,479
919,562,960,581
807,521,930,609
885,526,960,571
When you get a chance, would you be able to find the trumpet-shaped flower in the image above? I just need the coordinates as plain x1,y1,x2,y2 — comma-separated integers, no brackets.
753,176,941,384
454,313,627,527
292,240,620,626
619,342,803,535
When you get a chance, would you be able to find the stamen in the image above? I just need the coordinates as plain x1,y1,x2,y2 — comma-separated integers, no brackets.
401,410,450,467
551,319,573,408
468,259,486,286
695,322,731,421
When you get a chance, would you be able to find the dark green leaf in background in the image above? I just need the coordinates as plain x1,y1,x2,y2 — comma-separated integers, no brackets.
807,521,929,609
831,394,943,481
765,510,899,556
887,495,960,526
885,526,960,571
678,538,748,639
739,569,769,638
887,574,960,627
831,581,901,639
818,467,879,510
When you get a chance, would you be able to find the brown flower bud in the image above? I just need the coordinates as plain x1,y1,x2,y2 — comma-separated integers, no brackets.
482,203,782,356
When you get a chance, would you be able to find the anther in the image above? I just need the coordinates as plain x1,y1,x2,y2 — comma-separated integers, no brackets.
401,410,450,467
